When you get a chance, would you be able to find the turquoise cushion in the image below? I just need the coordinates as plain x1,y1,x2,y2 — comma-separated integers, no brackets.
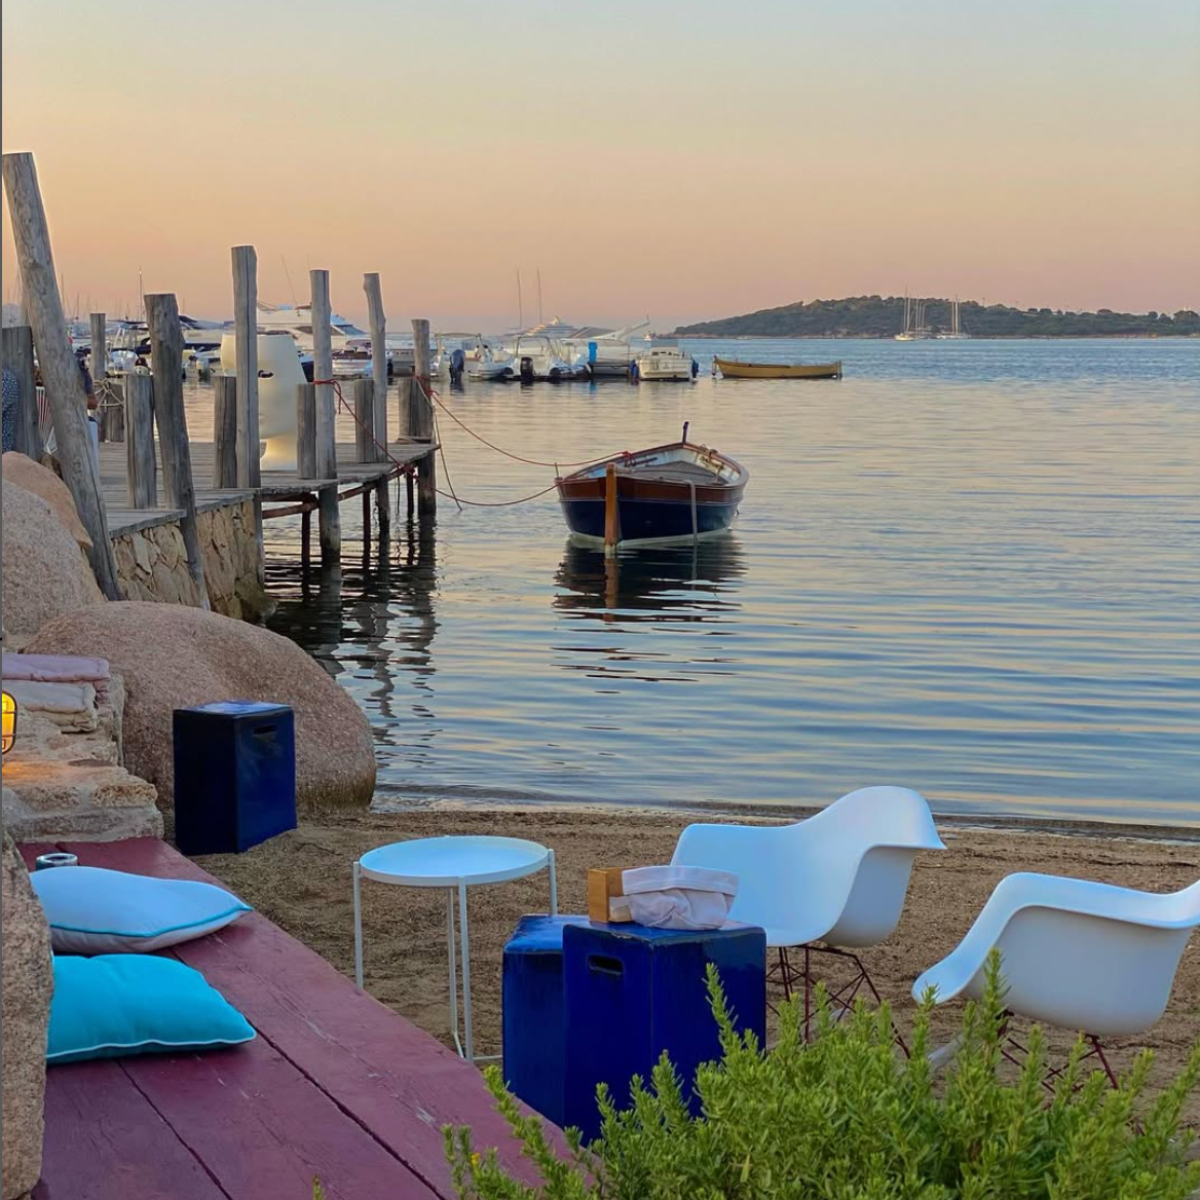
48,955,256,1064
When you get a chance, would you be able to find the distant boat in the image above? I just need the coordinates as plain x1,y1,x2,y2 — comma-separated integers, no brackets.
895,294,931,341
634,347,696,381
937,297,970,340
714,357,842,380
555,433,748,548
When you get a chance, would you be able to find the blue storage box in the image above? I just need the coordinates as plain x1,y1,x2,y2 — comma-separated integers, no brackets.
502,914,590,1125
173,701,296,855
563,922,766,1141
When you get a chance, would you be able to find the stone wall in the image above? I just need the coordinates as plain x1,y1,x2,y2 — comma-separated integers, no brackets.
112,500,273,621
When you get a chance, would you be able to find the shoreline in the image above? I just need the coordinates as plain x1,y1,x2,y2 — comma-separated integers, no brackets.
374,793,1200,845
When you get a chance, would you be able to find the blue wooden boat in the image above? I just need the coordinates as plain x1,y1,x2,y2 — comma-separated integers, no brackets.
555,432,748,548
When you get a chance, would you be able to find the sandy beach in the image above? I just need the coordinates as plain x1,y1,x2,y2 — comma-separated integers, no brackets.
196,804,1200,1123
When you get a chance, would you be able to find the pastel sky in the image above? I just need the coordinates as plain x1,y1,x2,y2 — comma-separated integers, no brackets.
3,0,1198,330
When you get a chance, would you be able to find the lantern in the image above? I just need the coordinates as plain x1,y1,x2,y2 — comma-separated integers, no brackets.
2,691,15,755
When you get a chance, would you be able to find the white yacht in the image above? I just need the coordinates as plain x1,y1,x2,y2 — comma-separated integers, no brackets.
634,347,695,382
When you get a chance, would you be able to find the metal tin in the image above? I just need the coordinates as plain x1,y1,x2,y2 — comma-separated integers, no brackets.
34,852,78,870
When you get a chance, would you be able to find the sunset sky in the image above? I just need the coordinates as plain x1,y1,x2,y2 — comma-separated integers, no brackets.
3,0,1198,330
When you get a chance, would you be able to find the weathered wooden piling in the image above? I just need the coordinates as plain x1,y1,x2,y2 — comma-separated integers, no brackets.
89,313,111,442
124,373,157,508
410,318,437,517
2,151,122,598
352,377,375,463
0,324,41,460
146,293,209,609
231,246,260,490
213,375,238,488
363,273,388,458
296,382,318,480
310,269,341,558
604,462,619,558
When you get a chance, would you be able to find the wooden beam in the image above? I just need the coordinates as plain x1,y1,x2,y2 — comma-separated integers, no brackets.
310,269,340,559
352,377,374,463
231,246,260,489
146,293,209,609
363,273,388,458
2,151,121,598
296,382,317,480
408,318,433,441
89,313,108,440
0,324,41,460
604,461,619,557
212,375,238,488
123,373,157,508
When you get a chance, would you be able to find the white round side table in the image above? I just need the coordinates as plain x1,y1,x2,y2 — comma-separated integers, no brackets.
353,835,557,1062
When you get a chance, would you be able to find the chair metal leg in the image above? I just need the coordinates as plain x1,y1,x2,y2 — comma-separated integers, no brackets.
548,849,558,915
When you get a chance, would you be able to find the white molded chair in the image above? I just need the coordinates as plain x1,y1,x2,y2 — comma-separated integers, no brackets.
913,873,1200,1040
672,786,945,1030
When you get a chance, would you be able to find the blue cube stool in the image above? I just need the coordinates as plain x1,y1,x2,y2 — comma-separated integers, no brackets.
173,701,297,855
563,923,766,1140
502,914,590,1125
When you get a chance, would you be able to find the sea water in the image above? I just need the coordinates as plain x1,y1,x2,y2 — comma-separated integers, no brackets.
205,338,1198,826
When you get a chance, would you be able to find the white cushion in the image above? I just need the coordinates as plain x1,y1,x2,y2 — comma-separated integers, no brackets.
32,866,251,954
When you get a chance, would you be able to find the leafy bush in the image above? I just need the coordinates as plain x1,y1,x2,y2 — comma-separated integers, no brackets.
445,955,1200,1200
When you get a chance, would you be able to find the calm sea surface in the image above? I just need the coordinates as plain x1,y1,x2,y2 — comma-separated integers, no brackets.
204,339,1199,827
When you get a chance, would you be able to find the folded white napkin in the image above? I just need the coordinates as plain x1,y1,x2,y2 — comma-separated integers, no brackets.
613,865,739,930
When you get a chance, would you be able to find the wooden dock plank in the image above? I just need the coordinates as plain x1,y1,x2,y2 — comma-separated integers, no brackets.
36,1060,229,1200
96,440,435,535
55,839,544,1196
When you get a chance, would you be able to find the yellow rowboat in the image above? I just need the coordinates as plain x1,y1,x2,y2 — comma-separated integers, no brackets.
714,357,842,380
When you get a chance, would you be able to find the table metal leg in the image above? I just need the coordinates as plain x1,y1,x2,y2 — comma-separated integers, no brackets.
447,888,463,1058
353,862,363,989
458,881,474,1062
548,849,559,915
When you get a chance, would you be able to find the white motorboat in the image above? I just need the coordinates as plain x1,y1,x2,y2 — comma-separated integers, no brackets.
510,335,587,382
634,347,696,382
433,333,514,381
256,301,369,353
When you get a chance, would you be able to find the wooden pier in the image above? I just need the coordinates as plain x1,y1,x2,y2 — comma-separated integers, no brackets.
3,149,441,603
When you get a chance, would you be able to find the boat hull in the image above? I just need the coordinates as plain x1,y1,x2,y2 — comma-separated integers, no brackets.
555,442,748,548
715,357,842,380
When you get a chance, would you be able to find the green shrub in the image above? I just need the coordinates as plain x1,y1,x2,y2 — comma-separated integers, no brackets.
444,954,1200,1200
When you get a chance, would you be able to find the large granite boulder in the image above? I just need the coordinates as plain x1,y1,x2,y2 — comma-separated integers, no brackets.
1,832,53,1200
1,479,103,650
2,452,92,550
27,602,376,809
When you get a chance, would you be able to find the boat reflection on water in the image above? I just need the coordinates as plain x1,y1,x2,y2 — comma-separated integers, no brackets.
553,533,746,623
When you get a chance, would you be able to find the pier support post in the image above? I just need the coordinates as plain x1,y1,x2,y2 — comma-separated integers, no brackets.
89,312,118,442
364,272,388,458
231,246,260,490
311,269,341,560
0,324,41,460
352,378,375,463
2,151,121,598
410,318,436,518
213,375,238,488
124,373,157,508
296,383,318,480
146,293,209,608
375,479,391,539
405,470,414,521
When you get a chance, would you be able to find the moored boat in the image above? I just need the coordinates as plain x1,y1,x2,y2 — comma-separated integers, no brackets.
634,347,697,381
714,357,842,380
555,430,748,548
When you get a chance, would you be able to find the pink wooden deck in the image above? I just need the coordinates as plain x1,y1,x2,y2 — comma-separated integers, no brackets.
21,838,544,1200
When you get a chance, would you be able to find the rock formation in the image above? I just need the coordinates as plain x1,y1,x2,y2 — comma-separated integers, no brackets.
28,602,376,809
1,832,53,1200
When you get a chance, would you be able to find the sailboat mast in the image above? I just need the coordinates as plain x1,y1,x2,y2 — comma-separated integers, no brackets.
516,270,524,330
537,269,543,325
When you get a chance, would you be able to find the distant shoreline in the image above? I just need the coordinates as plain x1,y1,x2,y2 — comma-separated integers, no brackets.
670,333,1200,341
